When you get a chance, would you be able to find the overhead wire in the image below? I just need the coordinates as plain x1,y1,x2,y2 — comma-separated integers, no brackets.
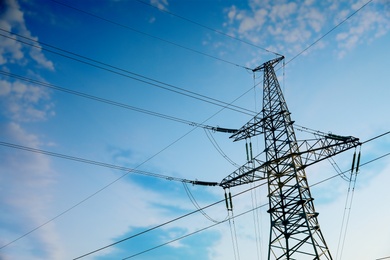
0,69,256,251
0,29,256,116
73,182,267,259
1,0,379,253
337,146,361,260
328,156,350,182
182,182,226,223
122,201,268,260
226,188,241,260
0,70,243,130
250,72,263,259
49,0,251,70
0,141,217,186
116,149,389,260
250,181,263,259
97,0,380,255
204,128,240,168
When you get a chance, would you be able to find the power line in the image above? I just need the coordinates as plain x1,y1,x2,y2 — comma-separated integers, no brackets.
204,128,240,168
0,141,218,186
0,70,246,129
118,148,390,259
134,0,282,57
311,151,390,187
123,201,268,260
73,182,266,260
182,182,226,223
0,73,254,250
49,0,250,70
0,29,255,116
0,0,380,255
69,132,390,259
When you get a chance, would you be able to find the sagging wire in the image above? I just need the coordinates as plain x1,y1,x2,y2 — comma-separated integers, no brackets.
204,129,240,168
250,182,263,259
182,182,227,224
249,72,263,258
336,146,361,260
224,188,241,260
328,156,350,182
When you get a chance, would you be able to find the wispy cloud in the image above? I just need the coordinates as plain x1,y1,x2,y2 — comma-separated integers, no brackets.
0,0,54,70
223,0,390,60
335,2,390,58
150,0,169,11
0,122,61,259
0,79,55,122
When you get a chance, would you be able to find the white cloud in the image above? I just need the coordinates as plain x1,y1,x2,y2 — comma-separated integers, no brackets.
269,2,297,22
0,0,54,70
223,0,390,59
150,0,169,11
335,4,390,58
0,123,61,259
0,80,12,95
0,79,54,122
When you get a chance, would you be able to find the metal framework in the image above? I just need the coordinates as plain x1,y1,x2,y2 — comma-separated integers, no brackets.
220,56,361,259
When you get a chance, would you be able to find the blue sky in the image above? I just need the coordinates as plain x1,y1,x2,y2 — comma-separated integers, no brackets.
1,0,390,259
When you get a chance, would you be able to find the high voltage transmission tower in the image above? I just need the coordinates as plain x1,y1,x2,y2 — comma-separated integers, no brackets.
219,56,361,259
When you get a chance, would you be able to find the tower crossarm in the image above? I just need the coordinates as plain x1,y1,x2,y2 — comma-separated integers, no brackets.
229,110,290,142
296,133,361,169
229,114,264,142
219,133,360,189
220,158,267,189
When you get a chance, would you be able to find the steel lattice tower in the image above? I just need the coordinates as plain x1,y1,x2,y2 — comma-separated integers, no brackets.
220,56,360,259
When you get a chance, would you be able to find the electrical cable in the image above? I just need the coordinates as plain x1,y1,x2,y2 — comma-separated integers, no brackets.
122,201,268,260
49,0,251,70
73,182,266,259
0,0,381,255
120,148,388,260
0,70,245,129
0,71,256,251
229,210,241,260
328,156,350,182
228,211,238,260
362,131,390,144
311,151,390,188
250,182,262,260
204,129,240,168
335,149,356,260
338,147,361,260
0,141,217,186
0,126,387,251
68,139,389,259
134,0,282,57
0,29,255,116
182,182,226,223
